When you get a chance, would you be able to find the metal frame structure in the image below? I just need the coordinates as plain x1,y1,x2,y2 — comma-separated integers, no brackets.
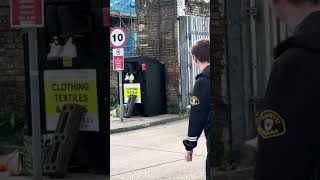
110,0,137,58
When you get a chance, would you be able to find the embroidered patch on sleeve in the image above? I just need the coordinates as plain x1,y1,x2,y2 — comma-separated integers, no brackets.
190,96,200,106
257,110,286,139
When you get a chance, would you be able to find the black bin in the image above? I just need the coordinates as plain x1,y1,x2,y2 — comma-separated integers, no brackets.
119,57,166,117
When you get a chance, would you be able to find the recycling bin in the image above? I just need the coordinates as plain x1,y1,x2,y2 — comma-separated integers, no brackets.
119,57,166,117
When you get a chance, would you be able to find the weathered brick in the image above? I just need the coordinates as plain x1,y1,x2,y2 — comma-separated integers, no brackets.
186,0,210,17
0,5,25,112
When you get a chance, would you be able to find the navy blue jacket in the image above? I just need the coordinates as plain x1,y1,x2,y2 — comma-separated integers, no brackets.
183,65,210,151
255,11,320,180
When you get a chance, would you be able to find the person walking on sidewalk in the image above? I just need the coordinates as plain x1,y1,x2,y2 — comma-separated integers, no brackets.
255,0,320,179
183,39,212,179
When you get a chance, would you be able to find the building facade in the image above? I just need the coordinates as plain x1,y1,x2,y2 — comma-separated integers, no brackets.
110,0,210,112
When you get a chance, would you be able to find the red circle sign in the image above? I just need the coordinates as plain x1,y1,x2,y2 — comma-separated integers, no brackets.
110,27,127,48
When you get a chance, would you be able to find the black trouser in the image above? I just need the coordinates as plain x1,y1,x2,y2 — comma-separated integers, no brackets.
205,130,213,180
206,153,210,179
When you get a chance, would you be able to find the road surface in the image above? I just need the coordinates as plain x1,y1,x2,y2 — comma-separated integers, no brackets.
111,119,207,180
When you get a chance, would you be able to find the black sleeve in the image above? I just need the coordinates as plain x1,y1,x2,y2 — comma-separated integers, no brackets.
183,77,210,151
255,50,319,180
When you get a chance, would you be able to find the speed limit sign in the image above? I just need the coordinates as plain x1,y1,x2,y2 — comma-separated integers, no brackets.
110,27,127,48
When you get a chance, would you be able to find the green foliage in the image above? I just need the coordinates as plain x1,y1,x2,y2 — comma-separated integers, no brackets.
116,104,121,117
167,105,185,116
21,135,33,176
110,94,119,108
167,105,180,114
178,109,185,116
0,104,25,146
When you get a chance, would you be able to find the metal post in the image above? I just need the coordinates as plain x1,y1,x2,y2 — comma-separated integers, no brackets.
250,0,258,140
28,28,43,180
119,71,124,122
226,0,247,160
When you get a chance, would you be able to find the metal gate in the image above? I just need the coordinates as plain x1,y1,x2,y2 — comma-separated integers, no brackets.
239,0,293,139
178,15,210,109
247,2,320,178
248,0,292,127
226,0,293,154
252,3,319,179
239,0,293,138
249,0,292,100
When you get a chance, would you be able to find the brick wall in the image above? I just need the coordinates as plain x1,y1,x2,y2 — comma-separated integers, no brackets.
112,0,210,111
136,0,162,60
110,63,117,96
186,0,210,17
211,0,232,167
0,2,26,113
136,0,180,110
158,0,180,110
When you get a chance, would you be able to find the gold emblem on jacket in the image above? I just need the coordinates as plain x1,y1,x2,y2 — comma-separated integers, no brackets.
257,110,286,139
190,96,200,106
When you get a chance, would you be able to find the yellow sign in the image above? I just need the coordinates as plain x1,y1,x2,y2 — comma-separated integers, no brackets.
44,69,99,132
62,57,73,67
123,83,141,103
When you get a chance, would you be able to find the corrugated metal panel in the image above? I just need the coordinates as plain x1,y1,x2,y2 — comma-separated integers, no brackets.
238,0,293,138
226,0,294,153
179,15,209,109
253,2,291,99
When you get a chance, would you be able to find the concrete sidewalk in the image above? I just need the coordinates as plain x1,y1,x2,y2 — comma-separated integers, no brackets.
110,114,189,134
111,120,207,179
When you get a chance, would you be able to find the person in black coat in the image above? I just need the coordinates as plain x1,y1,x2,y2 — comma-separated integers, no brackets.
183,39,212,179
256,1,320,179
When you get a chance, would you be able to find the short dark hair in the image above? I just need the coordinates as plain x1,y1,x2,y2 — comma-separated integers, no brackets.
191,39,210,63
288,0,319,4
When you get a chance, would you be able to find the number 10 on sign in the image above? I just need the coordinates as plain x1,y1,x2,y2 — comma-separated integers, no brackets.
110,27,127,48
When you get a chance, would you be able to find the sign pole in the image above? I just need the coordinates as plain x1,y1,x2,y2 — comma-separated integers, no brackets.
10,0,44,178
119,70,124,122
28,28,43,180
110,28,126,122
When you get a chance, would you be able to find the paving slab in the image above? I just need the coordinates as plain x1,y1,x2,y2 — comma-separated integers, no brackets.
111,120,208,180
112,157,206,180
